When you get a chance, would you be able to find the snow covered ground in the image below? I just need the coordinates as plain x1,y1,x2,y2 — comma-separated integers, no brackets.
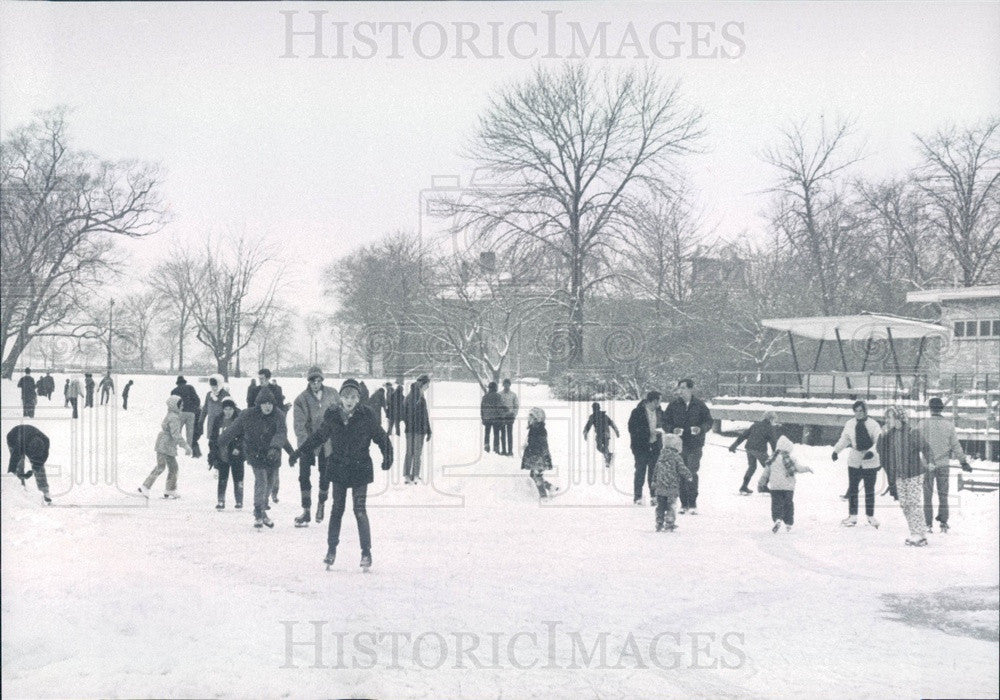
2,374,998,699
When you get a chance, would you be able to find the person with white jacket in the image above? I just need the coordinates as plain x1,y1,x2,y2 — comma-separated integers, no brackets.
832,400,882,528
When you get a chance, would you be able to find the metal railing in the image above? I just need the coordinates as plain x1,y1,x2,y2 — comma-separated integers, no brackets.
716,370,997,402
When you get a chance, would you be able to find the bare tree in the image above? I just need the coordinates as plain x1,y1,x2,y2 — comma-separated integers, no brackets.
116,291,163,370
252,304,296,373
0,107,166,377
445,63,704,365
914,118,1000,286
188,236,282,379
149,249,201,371
763,117,867,314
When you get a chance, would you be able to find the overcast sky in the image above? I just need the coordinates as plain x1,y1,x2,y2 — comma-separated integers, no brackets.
2,1,998,314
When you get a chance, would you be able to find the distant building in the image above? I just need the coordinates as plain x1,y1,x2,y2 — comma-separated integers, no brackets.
907,285,1000,388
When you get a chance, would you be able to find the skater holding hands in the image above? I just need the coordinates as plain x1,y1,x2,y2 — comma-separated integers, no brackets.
759,436,812,533
652,432,692,532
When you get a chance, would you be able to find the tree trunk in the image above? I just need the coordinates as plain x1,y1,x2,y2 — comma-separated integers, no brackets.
2,332,32,379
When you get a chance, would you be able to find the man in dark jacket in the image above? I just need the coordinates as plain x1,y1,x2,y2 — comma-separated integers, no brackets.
584,402,620,467
17,368,37,417
217,387,291,528
662,378,714,513
84,373,95,407
122,380,134,410
367,384,387,429
388,381,405,435
729,411,779,494
480,381,505,453
99,373,114,405
290,378,392,570
36,372,54,400
6,424,52,503
403,374,432,484
358,380,370,403
247,368,287,410
627,391,662,505
170,376,202,457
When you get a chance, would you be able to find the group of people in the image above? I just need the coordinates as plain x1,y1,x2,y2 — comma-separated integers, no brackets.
725,397,972,545
15,368,135,420
136,366,434,570
479,379,520,456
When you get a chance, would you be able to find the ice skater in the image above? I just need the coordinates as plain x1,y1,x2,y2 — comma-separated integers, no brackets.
833,400,882,528
758,436,812,533
290,379,392,571
6,424,53,504
138,396,191,499
583,402,619,467
291,365,342,527
652,432,693,532
878,406,935,546
729,411,778,494
522,407,556,499
209,399,245,510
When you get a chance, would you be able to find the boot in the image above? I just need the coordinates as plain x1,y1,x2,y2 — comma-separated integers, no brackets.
360,551,372,571
324,547,336,566
216,500,225,510
234,481,244,509
316,500,325,523
294,509,311,528
841,515,858,527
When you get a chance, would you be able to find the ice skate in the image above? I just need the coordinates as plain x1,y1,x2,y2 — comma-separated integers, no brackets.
137,486,149,499
216,500,225,510
360,552,372,572
939,523,949,533
785,524,792,532
254,517,263,529
739,486,753,495
262,513,274,528
772,520,782,533
678,507,687,514
324,547,336,570
688,508,698,515
163,492,180,500
42,494,52,505
867,516,880,529
841,515,857,527
294,509,311,528
905,536,928,547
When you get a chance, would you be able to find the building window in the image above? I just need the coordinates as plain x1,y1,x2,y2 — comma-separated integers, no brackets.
994,320,1000,337
966,321,978,337
953,319,1000,339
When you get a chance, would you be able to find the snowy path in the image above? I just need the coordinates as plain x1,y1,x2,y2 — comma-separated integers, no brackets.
2,377,998,698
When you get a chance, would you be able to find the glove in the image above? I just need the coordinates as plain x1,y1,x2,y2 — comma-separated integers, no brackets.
673,428,684,436
381,457,392,471
961,461,973,473
426,432,432,442
831,451,839,462
266,447,281,466
690,426,701,436
863,451,874,460
288,451,298,466
728,445,737,453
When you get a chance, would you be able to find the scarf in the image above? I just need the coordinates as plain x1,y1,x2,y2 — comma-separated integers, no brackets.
855,419,874,451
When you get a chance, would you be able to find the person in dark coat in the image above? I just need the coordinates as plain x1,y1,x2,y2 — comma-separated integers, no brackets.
217,387,292,528
662,378,714,514
6,424,52,503
248,368,286,410
210,398,245,509
290,378,392,569
84,373,95,407
367,384,387,429
37,373,55,400
729,411,779,494
170,376,202,457
627,391,662,505
522,407,555,498
17,368,37,417
499,378,519,456
480,381,506,453
99,373,115,405
584,402,620,467
63,378,70,407
402,375,432,484
122,380,134,410
388,381,405,436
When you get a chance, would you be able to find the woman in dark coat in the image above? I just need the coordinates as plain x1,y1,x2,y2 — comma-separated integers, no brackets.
210,398,245,509
522,407,556,499
292,379,392,570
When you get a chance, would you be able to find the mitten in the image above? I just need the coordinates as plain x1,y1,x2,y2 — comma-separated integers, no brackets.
728,444,737,453
863,451,874,460
831,451,839,462
961,461,973,473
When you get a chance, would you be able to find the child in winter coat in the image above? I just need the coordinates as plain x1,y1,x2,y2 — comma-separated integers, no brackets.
759,435,812,532
522,407,556,499
139,395,192,499
210,398,244,510
653,432,693,531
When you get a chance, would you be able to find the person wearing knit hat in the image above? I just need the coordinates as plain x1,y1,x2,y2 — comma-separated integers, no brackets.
652,431,692,532
758,435,813,533
290,377,393,571
522,407,556,499
729,411,779,495
209,398,244,510
402,375,432,484
291,366,341,527
216,386,293,529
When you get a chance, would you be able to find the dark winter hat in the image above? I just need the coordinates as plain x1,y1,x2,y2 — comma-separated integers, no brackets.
852,400,867,412
416,374,430,385
928,397,945,412
176,376,187,385
221,398,238,411
258,368,272,379
340,378,361,396
24,367,31,373
306,365,324,381
592,402,600,412
255,387,276,407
